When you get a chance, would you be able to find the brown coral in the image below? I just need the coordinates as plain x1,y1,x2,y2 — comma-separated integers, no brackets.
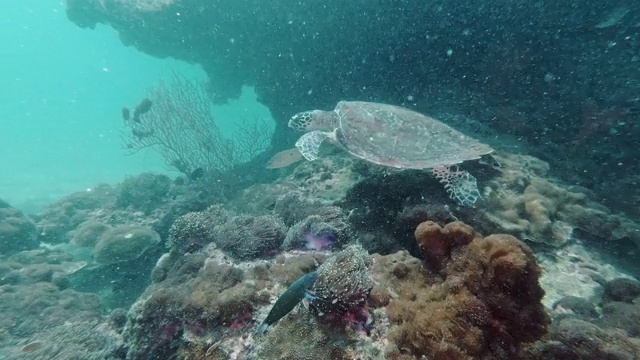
383,220,548,360
414,221,476,270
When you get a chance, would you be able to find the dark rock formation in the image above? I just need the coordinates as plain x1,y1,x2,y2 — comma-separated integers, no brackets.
66,0,640,217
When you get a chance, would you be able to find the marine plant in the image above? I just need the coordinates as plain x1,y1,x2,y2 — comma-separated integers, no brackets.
121,73,272,175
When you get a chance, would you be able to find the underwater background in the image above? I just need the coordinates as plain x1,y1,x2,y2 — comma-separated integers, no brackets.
1,1,274,213
1,0,640,359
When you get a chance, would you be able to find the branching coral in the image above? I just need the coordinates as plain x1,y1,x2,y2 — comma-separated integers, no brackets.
121,73,272,174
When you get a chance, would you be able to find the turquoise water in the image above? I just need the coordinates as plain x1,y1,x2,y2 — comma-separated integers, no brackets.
1,1,639,359
1,1,273,212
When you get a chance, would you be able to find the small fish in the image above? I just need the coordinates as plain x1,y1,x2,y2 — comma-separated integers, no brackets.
266,148,303,169
257,271,318,334
132,98,153,122
189,167,205,180
21,341,45,353
122,107,131,121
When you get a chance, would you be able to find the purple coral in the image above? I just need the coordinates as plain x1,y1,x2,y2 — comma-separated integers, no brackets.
303,231,334,250
282,206,352,251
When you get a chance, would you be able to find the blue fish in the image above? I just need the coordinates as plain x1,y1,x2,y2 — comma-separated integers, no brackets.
257,271,318,334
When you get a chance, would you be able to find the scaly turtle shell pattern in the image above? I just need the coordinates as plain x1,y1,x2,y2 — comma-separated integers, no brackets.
333,101,493,169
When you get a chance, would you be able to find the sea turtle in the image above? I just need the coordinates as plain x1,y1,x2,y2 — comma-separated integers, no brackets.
288,101,494,205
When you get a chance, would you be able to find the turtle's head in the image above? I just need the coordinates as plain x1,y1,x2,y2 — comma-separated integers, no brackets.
289,110,335,131
288,111,315,131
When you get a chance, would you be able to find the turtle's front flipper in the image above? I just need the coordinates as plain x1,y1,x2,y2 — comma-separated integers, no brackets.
295,131,329,161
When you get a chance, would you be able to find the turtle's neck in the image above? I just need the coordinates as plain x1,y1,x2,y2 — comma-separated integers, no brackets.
316,109,340,129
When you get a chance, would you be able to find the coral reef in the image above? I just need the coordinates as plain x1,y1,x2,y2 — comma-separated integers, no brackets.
120,243,374,359
4,105,639,360
93,225,161,265
54,224,165,309
65,0,640,257
258,246,378,359
0,200,38,255
167,205,228,254
521,277,640,359
8,177,636,360
256,312,351,360
308,244,373,323
168,204,287,260
552,296,599,318
233,176,362,254
30,171,233,255
342,168,473,255
2,320,125,360
273,191,331,226
602,278,640,303
269,252,325,286
479,153,640,248
0,249,86,288
521,317,640,360
535,241,637,308
116,172,172,213
379,220,548,359
282,206,351,251
70,220,112,247
213,214,287,260
121,254,267,360
305,150,639,257
33,184,114,244
598,278,640,337
230,155,358,221
0,247,123,360
414,220,476,270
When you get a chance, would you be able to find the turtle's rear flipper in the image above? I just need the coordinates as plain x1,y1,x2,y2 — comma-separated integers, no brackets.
295,130,329,161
